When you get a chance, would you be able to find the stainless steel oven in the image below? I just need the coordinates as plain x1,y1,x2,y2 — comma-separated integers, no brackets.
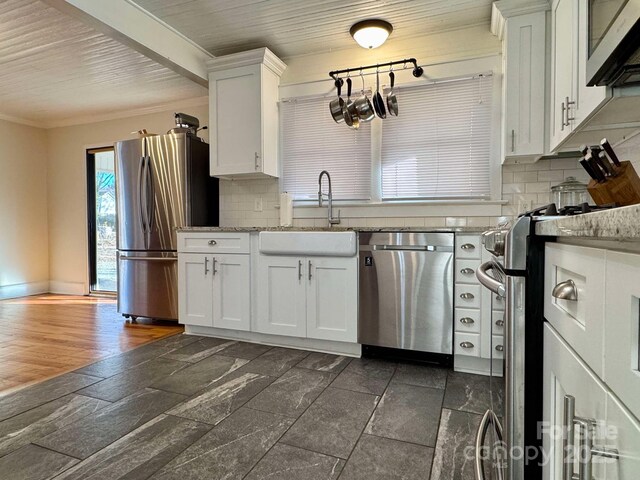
587,0,640,86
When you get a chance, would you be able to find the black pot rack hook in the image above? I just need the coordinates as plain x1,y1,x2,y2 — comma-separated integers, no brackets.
329,58,423,82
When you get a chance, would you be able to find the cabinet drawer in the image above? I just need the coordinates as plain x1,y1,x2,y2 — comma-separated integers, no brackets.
455,332,480,357
455,259,481,285
455,284,481,309
604,251,640,420
544,243,605,377
456,235,481,259
455,308,481,334
178,232,250,254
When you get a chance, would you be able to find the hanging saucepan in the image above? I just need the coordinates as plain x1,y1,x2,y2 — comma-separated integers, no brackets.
372,69,386,119
342,78,360,129
353,72,375,122
386,71,398,116
329,78,345,124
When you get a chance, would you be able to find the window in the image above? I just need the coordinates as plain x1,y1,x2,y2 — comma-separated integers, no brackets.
280,95,372,200
381,74,493,200
280,72,494,202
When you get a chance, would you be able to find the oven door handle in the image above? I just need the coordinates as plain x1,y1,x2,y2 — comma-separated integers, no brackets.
476,261,506,298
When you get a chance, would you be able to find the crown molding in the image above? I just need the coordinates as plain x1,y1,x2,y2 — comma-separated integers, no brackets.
206,47,287,76
491,0,550,40
0,113,47,129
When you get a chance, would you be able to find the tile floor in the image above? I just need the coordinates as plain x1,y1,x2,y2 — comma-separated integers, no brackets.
0,334,503,480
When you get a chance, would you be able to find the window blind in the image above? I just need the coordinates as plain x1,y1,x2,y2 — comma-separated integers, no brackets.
381,74,493,200
280,94,372,200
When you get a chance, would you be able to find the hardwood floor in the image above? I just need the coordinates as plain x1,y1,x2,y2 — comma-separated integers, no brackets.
0,294,183,395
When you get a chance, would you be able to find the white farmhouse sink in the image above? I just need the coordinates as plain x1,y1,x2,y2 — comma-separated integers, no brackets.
259,231,357,257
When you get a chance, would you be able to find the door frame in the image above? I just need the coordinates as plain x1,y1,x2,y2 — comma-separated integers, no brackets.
86,146,117,295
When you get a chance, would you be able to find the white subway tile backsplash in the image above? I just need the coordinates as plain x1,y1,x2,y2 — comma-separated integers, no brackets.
525,182,551,194
536,169,565,182
513,171,539,183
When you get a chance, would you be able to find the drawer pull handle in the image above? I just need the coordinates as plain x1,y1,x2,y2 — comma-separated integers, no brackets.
460,268,474,274
495,345,504,352
460,293,475,300
460,243,475,250
459,317,475,325
208,240,217,246
552,279,578,301
460,341,474,349
495,319,504,327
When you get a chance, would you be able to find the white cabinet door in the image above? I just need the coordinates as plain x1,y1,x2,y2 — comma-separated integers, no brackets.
256,255,306,337
307,256,358,343
209,64,262,176
605,392,640,479
543,324,609,480
549,0,577,151
212,254,251,331
178,253,213,327
503,11,546,159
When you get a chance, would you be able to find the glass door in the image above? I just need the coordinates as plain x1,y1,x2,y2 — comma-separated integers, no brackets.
87,147,117,293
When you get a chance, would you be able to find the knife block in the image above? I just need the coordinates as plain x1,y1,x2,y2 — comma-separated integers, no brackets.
587,161,640,206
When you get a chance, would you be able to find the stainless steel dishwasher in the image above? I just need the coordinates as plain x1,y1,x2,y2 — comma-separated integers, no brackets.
358,232,454,355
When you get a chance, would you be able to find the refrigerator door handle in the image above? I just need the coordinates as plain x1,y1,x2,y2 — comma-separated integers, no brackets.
138,156,147,234
119,255,177,262
146,156,155,233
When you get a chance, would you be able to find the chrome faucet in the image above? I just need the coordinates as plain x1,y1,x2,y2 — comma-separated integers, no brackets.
318,170,341,225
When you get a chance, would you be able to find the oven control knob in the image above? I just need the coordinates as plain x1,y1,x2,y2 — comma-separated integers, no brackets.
482,229,506,257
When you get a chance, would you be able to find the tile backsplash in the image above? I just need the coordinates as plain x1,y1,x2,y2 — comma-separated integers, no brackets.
218,135,640,228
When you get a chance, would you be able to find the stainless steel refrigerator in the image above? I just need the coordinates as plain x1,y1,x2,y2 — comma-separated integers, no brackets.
115,132,218,321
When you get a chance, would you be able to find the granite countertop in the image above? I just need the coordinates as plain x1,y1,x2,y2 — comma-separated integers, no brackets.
535,204,640,240
177,226,491,233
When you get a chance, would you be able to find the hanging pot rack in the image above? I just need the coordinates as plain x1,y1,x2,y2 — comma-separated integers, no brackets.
328,58,423,86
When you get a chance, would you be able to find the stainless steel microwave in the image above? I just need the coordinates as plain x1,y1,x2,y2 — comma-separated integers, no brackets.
587,0,640,87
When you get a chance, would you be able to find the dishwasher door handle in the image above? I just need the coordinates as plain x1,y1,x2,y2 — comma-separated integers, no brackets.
370,245,454,252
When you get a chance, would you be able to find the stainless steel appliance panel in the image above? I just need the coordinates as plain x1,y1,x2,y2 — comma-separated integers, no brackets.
115,138,146,251
117,251,178,320
358,232,454,354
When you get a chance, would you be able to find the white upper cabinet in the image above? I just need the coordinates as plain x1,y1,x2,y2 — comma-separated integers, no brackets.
491,1,548,162
207,48,286,179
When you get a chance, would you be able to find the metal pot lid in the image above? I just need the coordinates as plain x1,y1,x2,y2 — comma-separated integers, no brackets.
550,176,588,192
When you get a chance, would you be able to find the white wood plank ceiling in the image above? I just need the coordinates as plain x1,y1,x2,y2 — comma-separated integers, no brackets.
131,0,494,58
0,0,207,127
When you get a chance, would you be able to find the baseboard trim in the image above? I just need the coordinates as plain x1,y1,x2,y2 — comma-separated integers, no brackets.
48,281,87,296
0,281,49,300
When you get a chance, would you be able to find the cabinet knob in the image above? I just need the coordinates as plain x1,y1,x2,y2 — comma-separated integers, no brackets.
460,293,475,300
495,345,504,352
459,317,475,325
460,341,474,349
495,319,504,327
552,279,578,301
460,243,475,250
208,240,217,246
460,268,474,275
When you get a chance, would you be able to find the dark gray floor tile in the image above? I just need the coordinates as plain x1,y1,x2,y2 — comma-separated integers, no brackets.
280,387,379,459
340,434,434,480
241,347,310,377
151,407,293,480
35,388,186,459
0,444,78,480
0,394,109,458
365,382,443,446
168,370,274,425
330,358,396,395
150,354,249,396
246,443,344,480
430,409,482,480
0,372,102,422
149,333,205,350
54,414,211,480
161,337,236,363
216,341,272,360
74,344,172,378
443,371,503,415
391,363,448,389
246,367,335,418
296,352,351,374
76,357,188,402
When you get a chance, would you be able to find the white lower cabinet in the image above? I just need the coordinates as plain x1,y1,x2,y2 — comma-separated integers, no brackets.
178,252,251,331
256,254,357,342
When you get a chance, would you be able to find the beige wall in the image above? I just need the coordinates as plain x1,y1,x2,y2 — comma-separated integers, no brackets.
46,103,208,293
0,119,49,299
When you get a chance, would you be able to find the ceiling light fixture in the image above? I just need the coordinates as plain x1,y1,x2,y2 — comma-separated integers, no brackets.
350,19,393,49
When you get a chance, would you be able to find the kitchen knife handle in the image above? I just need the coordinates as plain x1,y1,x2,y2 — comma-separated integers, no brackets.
597,151,614,176
580,159,597,181
600,138,621,166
